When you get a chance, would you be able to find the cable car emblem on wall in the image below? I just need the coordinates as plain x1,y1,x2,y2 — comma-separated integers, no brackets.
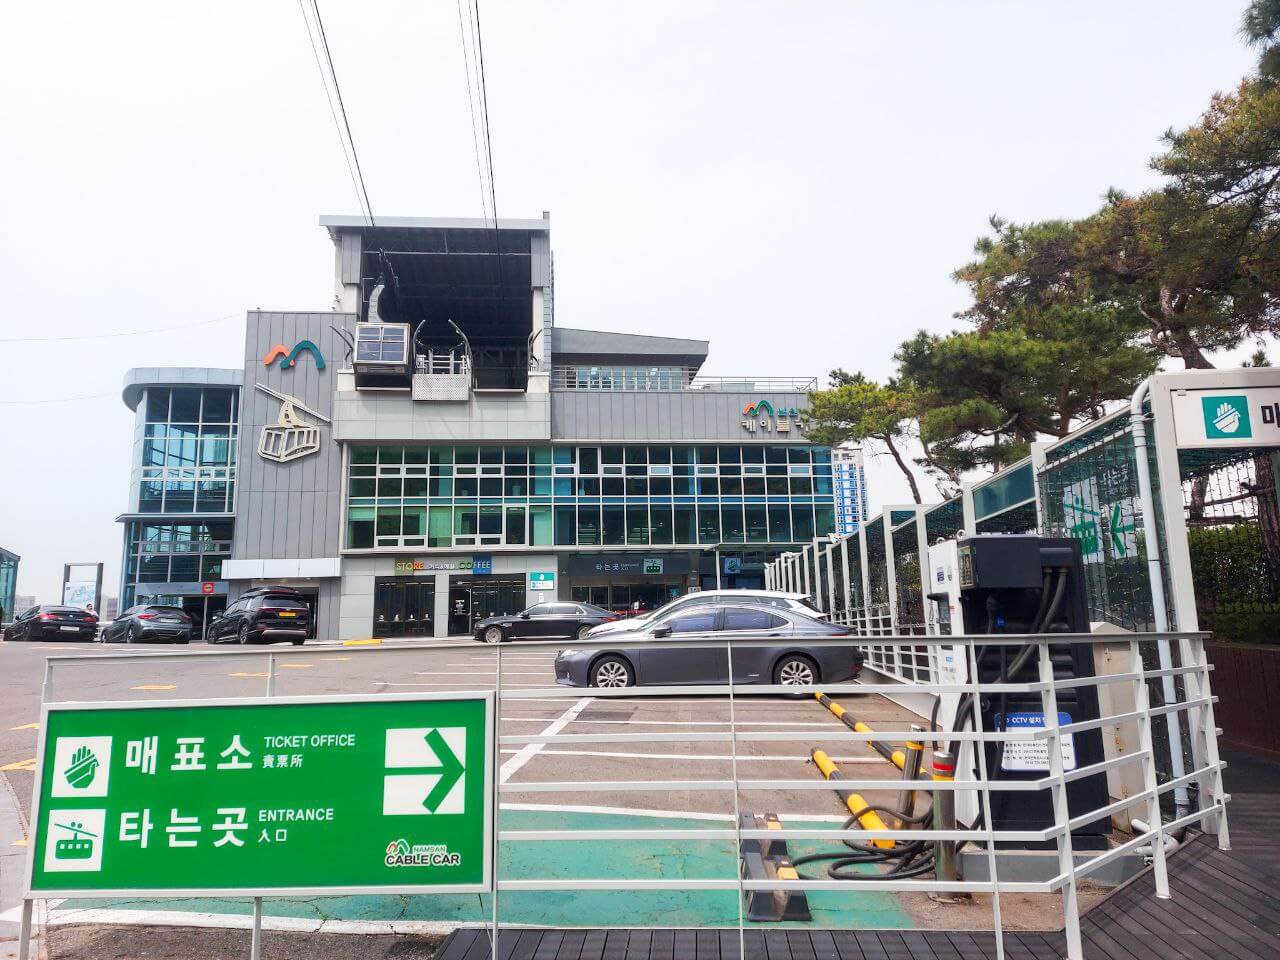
255,383,331,463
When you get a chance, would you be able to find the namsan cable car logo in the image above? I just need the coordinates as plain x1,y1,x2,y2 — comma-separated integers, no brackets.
742,399,775,419
383,838,461,867
263,340,326,370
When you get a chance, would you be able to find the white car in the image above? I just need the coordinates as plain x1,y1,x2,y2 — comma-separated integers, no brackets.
586,589,823,638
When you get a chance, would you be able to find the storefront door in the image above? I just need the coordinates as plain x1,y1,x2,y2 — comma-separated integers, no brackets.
448,577,526,635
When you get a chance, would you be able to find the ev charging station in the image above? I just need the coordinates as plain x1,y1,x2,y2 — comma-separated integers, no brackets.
926,534,1110,848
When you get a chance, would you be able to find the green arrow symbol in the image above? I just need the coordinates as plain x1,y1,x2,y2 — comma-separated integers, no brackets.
419,729,464,813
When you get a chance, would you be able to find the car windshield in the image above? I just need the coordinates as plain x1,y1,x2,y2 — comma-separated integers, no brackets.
261,598,307,610
578,604,613,618
147,606,186,616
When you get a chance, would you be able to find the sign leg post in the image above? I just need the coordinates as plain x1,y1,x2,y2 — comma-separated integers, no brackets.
490,643,502,958
17,898,32,960
250,896,263,960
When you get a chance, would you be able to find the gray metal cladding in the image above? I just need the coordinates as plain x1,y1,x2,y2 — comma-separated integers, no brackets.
549,390,812,442
232,312,354,561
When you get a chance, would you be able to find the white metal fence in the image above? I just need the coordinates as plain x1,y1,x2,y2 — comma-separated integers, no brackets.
22,629,1229,960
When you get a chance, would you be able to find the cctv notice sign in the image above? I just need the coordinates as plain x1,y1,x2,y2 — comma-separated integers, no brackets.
26,693,493,897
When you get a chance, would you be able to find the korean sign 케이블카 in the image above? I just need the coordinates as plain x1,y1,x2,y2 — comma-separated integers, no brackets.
26,693,493,896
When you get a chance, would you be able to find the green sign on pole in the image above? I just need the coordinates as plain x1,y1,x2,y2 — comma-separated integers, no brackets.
25,693,494,897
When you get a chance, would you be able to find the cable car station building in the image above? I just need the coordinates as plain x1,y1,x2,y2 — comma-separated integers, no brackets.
117,215,840,639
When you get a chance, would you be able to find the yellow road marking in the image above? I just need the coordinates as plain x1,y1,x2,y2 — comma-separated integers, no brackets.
281,663,313,669
0,757,36,772
132,684,177,691
321,656,352,661
230,671,269,678
11,838,28,847
343,638,381,647
10,722,39,731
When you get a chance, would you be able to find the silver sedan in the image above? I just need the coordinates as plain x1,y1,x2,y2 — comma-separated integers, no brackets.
553,603,864,688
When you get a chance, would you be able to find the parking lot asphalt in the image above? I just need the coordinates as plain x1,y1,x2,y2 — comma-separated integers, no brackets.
1,635,1077,946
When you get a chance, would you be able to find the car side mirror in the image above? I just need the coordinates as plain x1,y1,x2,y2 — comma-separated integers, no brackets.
519,611,531,619
652,625,672,638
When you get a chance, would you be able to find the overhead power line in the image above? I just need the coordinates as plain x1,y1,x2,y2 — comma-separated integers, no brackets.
456,0,491,219
0,315,238,344
296,0,367,222
304,0,375,227
0,391,116,406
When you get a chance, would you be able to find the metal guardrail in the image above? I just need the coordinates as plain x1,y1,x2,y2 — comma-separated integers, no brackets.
549,367,817,392
31,630,1228,960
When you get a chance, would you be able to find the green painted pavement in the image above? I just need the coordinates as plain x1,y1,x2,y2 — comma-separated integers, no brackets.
55,808,912,929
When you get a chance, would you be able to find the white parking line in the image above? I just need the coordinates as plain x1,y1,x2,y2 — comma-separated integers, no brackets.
500,717,842,727
498,748,888,763
499,801,847,823
499,697,595,783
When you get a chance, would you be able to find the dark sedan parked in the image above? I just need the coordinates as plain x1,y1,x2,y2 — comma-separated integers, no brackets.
474,601,618,644
554,603,863,688
207,587,311,645
2,605,99,642
101,605,192,644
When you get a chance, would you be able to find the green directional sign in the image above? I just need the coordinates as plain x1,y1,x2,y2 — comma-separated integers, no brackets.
26,693,493,896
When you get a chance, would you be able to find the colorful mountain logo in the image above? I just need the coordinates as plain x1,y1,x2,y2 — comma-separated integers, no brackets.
742,399,775,418
263,340,326,370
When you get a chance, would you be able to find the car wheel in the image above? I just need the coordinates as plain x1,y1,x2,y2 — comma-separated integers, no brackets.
591,655,634,688
575,624,593,641
774,654,819,691
238,624,251,645
483,626,504,644
291,638,304,646
127,625,139,644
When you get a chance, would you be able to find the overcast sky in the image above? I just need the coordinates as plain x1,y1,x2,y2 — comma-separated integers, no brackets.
0,1,1263,604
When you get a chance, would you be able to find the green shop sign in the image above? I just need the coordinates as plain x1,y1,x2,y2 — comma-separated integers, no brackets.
26,693,493,897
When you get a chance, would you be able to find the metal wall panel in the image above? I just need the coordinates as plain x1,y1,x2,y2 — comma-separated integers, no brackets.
232,312,353,563
549,390,812,442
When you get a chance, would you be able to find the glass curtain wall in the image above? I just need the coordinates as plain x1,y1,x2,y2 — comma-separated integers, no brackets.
121,520,234,608
138,387,238,514
346,444,836,550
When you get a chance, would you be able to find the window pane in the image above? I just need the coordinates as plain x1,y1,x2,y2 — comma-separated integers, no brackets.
650,504,673,544
674,506,696,544
202,390,233,422
603,507,625,545
792,505,815,541
745,506,768,542
170,389,201,423
769,505,791,541
668,611,717,633
145,388,170,423
724,608,783,630
577,504,601,545
505,507,526,545
698,506,720,543
626,506,649,544
421,506,449,547
721,504,745,542
531,505,553,545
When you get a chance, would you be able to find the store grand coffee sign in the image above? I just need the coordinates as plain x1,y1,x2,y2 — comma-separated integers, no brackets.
394,556,492,576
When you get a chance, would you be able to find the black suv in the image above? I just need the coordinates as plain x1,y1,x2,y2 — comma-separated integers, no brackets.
207,587,311,645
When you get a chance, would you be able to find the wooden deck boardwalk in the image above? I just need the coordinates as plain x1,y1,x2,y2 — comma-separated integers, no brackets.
438,750,1279,959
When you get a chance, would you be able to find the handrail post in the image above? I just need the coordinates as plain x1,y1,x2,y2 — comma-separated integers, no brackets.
1129,635,1170,898
17,899,32,960
965,641,1005,960
1037,640,1082,960
726,638,746,960
1179,631,1230,849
